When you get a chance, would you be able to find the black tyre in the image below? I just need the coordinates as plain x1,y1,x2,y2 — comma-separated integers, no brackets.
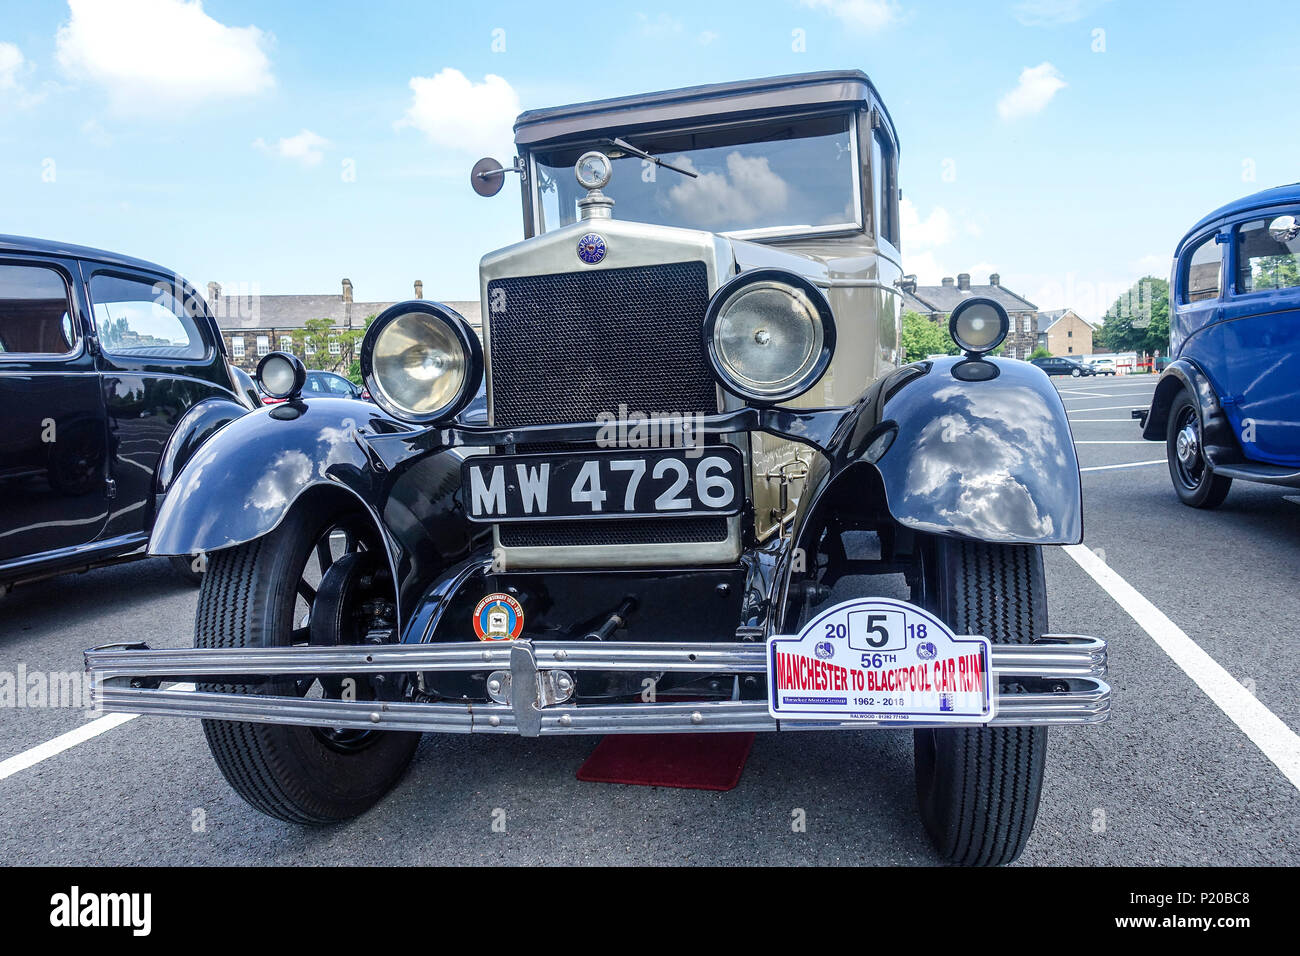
1166,391,1231,509
913,538,1047,866
196,504,418,824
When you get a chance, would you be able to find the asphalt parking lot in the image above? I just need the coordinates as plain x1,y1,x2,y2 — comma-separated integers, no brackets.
2,373,1297,866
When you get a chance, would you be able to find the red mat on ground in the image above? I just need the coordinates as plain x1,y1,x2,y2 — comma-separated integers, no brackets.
576,732,755,791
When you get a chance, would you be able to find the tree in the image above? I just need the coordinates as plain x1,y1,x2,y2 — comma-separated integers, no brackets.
1097,276,1170,356
901,311,958,362
297,315,373,374
1030,345,1051,360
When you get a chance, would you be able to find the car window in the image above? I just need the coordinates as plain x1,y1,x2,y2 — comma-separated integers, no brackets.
321,374,355,395
90,273,206,360
0,264,78,357
1181,234,1222,304
1235,215,1300,294
304,373,326,393
871,125,899,246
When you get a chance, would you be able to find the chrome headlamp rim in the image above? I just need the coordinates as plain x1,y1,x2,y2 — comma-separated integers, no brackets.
360,300,483,425
255,350,307,401
948,296,1010,356
701,268,837,406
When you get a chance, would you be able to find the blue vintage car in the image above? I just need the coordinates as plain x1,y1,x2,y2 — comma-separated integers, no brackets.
1139,183,1300,506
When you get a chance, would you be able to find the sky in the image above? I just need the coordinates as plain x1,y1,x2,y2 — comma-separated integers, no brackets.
1,0,1297,321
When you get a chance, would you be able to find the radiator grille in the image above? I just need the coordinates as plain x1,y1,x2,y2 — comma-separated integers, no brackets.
486,262,717,427
486,260,729,556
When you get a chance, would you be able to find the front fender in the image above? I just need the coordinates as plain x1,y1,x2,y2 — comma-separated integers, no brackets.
801,357,1082,545
149,398,485,622
156,396,248,496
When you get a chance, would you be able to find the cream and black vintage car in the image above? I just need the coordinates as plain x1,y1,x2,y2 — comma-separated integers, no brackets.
87,71,1109,865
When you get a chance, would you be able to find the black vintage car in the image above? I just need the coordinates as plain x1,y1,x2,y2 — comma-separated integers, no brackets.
87,71,1110,866
0,235,256,593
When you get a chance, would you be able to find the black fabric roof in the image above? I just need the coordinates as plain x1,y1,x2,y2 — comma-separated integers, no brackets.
513,70,895,149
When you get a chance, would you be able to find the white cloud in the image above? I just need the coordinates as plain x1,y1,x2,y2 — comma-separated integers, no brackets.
1012,0,1109,26
667,153,790,230
636,13,684,37
698,30,720,45
900,197,955,249
799,0,901,32
397,68,520,157
0,42,24,91
254,129,330,166
55,0,273,111
997,62,1066,120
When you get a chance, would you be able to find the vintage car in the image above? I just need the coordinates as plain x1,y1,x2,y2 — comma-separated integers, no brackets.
1136,183,1300,507
87,71,1110,865
0,235,257,594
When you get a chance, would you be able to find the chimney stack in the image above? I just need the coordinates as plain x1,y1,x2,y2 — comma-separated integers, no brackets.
941,276,955,287
957,273,971,291
414,280,423,300
341,278,353,303
207,281,221,304
989,273,1000,287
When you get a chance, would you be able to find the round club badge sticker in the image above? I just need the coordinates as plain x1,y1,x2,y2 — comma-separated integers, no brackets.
473,593,525,642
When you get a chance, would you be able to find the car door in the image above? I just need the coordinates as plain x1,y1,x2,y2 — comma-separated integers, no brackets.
0,256,110,565
1209,211,1300,466
84,265,231,543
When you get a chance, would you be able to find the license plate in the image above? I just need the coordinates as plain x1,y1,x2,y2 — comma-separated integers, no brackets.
767,598,994,724
462,446,744,522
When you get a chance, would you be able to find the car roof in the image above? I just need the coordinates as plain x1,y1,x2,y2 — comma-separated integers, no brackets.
1176,182,1300,255
0,233,180,279
513,69,897,151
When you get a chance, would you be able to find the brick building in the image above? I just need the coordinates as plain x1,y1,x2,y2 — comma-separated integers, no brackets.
899,272,1040,360
207,278,482,372
1036,309,1094,357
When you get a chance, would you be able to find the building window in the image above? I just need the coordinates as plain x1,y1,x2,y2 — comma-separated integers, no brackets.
328,334,341,355
280,335,293,351
256,334,269,357
1068,330,1073,338
231,335,245,357
304,336,315,355
1067,346,1073,353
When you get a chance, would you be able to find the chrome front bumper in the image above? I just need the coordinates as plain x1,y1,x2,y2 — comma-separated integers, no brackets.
85,635,1109,737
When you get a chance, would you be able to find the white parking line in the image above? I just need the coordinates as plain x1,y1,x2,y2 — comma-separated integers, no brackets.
0,683,194,782
1079,459,1164,472
1070,417,1141,423
1074,440,1151,445
1060,388,1157,400
1063,544,1300,791
1068,404,1152,413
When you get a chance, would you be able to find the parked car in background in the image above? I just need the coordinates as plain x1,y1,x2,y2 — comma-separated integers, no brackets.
261,369,369,405
0,235,254,593
1137,183,1300,507
1031,356,1095,377
1087,357,1117,375
90,70,1108,866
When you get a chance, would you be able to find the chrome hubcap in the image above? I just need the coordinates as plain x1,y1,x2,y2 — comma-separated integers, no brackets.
1176,424,1199,466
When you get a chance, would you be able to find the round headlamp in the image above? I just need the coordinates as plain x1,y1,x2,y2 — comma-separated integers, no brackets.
702,269,836,405
948,297,1009,356
360,301,483,424
256,351,306,400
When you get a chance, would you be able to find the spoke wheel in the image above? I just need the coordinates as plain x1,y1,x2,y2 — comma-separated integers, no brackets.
1165,391,1231,508
195,503,418,824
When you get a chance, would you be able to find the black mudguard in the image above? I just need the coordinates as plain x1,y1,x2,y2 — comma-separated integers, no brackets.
1140,359,1242,466
148,397,485,627
799,356,1083,546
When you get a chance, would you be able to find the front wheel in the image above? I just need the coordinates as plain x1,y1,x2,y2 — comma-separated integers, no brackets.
1166,391,1231,508
195,504,419,824
913,538,1047,866
1070,367,1081,377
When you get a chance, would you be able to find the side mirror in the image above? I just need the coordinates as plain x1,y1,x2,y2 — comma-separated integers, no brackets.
1268,214,1299,243
471,157,505,197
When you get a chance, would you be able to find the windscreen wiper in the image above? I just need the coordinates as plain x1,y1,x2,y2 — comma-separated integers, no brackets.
604,137,698,179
